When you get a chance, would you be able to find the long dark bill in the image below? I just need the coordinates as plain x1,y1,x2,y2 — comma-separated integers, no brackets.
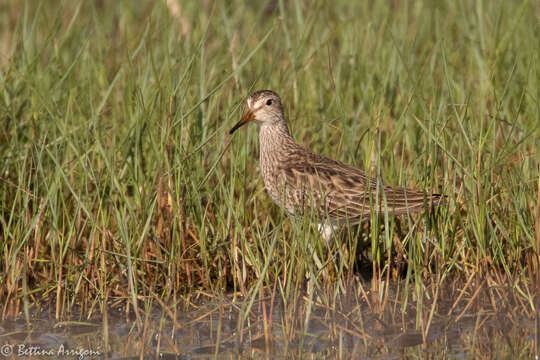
229,110,254,134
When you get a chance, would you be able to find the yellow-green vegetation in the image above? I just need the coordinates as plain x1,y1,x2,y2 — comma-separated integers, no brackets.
0,0,538,325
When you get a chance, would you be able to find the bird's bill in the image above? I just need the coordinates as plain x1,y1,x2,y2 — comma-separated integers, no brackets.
229,109,254,134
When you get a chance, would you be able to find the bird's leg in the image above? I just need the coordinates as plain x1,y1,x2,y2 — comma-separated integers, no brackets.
317,221,338,242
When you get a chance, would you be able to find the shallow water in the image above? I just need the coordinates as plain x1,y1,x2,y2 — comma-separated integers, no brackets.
1,287,538,359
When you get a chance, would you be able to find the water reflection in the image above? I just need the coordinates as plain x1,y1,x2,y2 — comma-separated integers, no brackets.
0,284,538,359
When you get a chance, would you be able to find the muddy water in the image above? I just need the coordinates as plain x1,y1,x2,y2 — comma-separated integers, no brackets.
0,290,538,359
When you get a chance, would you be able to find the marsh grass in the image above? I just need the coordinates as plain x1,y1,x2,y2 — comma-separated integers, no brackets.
0,0,538,345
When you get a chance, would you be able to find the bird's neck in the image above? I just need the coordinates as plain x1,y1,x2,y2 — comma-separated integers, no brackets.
258,122,295,168
259,121,293,148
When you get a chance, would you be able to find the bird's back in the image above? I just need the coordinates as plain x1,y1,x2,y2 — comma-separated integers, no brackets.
263,141,441,224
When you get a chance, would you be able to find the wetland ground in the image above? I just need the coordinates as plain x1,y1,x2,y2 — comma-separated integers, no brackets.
1,0,539,358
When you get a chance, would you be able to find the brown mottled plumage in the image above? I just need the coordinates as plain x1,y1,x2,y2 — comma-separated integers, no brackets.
230,90,442,239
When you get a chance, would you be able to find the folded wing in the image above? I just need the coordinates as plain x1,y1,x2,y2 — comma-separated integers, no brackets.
278,149,441,224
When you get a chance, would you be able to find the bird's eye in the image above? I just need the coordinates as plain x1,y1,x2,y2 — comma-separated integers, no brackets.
266,99,273,106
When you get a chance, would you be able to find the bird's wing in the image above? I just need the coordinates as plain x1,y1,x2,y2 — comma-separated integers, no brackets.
278,149,440,223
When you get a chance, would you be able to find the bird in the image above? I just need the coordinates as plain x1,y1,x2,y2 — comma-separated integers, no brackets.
229,90,442,241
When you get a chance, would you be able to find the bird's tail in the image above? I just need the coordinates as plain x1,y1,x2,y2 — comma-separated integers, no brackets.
379,186,444,216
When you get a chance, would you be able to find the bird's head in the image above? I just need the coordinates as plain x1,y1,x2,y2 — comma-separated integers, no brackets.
229,90,284,134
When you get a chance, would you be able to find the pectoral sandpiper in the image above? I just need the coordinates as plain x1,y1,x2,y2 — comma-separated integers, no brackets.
229,90,442,240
